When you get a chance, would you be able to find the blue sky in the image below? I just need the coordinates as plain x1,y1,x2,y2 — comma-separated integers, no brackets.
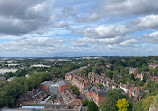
0,0,158,57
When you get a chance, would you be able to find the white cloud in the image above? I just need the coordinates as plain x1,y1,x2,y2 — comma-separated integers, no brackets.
0,37,65,57
129,15,158,32
53,21,69,28
143,31,158,44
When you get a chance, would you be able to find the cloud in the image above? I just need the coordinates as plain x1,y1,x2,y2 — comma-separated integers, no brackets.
99,0,158,16
0,37,65,57
143,31,158,44
0,0,54,35
128,15,158,32
60,6,77,18
77,13,101,23
53,21,69,28
73,25,128,39
77,0,158,22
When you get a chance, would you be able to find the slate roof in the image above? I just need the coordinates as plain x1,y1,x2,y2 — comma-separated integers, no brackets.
98,91,108,97
61,90,75,105
57,81,67,86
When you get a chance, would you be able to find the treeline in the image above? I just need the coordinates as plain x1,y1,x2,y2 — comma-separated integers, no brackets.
0,72,52,107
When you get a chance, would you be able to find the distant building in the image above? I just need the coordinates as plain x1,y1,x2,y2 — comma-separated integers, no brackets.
129,68,138,76
148,64,158,69
25,74,30,79
5,64,20,67
0,68,18,74
7,76,17,81
0,77,6,82
30,64,50,68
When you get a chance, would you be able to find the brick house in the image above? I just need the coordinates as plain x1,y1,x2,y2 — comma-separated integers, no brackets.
65,73,73,81
119,83,131,93
148,64,158,69
65,69,80,81
61,89,82,107
15,86,49,106
85,86,108,106
72,75,92,94
129,68,138,76
57,81,69,95
128,85,148,102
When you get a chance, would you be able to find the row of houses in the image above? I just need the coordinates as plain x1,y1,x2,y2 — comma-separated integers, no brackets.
129,68,158,82
66,72,109,106
66,68,149,104
88,72,149,102
16,86,49,106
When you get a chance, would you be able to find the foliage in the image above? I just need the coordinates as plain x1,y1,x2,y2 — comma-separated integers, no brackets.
95,84,104,88
153,94,158,109
144,80,158,93
51,94,57,102
87,101,99,111
141,96,155,111
69,84,80,96
132,101,143,111
129,74,135,81
116,98,129,111
0,72,52,107
82,99,89,106
100,89,124,111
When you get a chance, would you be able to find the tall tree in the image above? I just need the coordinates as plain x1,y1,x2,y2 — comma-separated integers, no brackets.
87,101,99,111
116,98,129,111
100,89,124,111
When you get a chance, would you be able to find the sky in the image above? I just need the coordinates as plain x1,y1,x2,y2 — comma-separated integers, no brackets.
0,0,158,57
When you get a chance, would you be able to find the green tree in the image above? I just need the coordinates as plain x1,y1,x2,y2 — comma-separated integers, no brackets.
82,99,89,106
142,74,147,83
141,96,155,111
153,94,158,109
51,94,57,103
69,84,80,96
132,101,143,111
87,101,99,111
116,98,129,111
100,89,124,111
129,74,135,81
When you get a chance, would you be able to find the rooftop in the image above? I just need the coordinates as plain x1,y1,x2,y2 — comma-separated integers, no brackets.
56,81,67,86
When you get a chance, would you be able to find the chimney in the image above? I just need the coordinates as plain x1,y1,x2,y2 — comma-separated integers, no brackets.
132,84,135,88
68,97,71,101
66,94,68,97
135,88,138,96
